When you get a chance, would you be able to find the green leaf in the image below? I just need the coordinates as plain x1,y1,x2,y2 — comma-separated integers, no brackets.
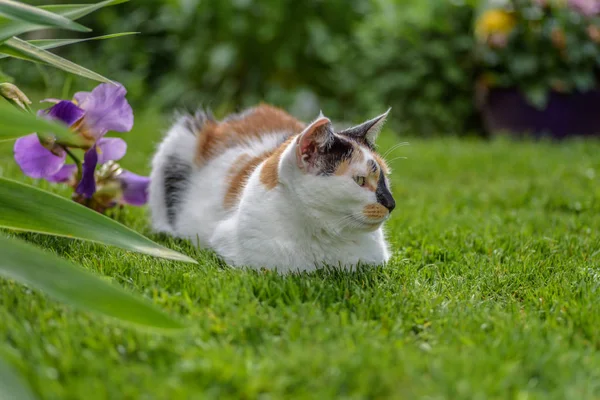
0,102,88,146
0,32,138,60
0,178,197,264
0,37,111,83
572,71,595,92
0,0,128,43
0,356,36,400
0,235,185,330
0,0,89,33
524,84,549,110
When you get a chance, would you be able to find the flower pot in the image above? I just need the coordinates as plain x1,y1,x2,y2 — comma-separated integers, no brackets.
480,88,600,139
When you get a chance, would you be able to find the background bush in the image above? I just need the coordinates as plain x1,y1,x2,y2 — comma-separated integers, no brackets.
5,0,482,135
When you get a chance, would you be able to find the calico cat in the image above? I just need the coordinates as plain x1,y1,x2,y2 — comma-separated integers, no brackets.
148,104,395,272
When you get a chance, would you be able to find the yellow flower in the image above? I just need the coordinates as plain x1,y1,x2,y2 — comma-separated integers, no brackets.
476,9,516,40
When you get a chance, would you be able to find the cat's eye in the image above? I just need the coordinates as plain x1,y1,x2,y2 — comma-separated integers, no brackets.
354,176,366,187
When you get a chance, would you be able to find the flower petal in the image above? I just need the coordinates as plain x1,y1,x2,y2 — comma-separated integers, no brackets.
118,171,150,206
42,100,85,127
72,91,90,106
46,164,77,183
76,148,98,198
96,137,127,164
14,134,66,179
78,83,134,133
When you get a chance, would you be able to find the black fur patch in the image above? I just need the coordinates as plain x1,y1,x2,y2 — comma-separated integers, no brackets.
376,169,395,212
318,137,354,175
182,108,215,133
338,125,377,150
367,159,378,173
164,155,192,226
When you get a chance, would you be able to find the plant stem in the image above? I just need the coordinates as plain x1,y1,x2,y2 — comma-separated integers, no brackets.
64,147,82,180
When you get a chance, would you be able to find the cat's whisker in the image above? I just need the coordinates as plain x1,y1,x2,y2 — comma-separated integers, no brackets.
387,155,408,164
332,215,356,232
382,142,410,158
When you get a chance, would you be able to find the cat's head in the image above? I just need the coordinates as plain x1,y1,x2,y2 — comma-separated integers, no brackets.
282,110,395,232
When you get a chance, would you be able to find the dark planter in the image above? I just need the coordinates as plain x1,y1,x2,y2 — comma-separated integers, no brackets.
481,88,600,139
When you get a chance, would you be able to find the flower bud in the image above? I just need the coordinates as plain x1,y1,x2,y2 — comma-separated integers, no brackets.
0,83,32,112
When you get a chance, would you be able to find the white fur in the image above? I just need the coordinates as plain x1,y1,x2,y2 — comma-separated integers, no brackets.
149,114,392,273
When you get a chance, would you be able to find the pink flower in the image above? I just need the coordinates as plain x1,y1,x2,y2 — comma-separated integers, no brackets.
568,0,600,16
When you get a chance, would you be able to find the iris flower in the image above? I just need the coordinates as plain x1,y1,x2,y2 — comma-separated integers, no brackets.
13,83,149,207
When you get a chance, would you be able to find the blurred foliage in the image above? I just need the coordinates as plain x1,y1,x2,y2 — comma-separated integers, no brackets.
6,0,483,135
475,0,600,108
343,0,481,135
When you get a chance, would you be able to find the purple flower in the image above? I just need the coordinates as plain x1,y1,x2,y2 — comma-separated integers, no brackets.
568,0,600,16
14,83,132,194
14,134,67,179
76,145,99,198
73,163,150,211
46,165,78,183
118,171,150,206
73,84,133,139
76,137,128,198
12,82,149,210
40,100,85,126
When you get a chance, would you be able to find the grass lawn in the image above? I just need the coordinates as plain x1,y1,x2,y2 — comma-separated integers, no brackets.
1,111,600,399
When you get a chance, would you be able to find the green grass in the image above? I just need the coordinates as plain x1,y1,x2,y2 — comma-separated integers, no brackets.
1,112,600,399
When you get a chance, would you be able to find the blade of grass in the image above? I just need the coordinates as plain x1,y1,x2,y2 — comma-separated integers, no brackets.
0,178,197,264
0,37,112,83
0,0,89,32
0,356,36,400
0,235,185,330
0,0,128,43
0,32,138,60
41,0,130,20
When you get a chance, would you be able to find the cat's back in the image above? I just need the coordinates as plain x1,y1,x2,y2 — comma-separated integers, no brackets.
191,104,305,210
195,104,305,166
150,104,305,239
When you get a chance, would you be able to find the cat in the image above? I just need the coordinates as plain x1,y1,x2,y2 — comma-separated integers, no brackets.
148,104,395,273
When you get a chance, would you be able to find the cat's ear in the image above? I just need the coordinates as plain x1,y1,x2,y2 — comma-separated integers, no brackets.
339,108,390,148
295,115,334,172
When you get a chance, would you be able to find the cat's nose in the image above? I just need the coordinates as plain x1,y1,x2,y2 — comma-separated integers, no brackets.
376,172,395,213
377,188,395,213
380,194,395,213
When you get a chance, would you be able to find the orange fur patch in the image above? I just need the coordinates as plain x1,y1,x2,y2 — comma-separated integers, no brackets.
364,164,381,192
260,135,296,190
224,135,298,209
195,104,305,166
334,144,363,176
223,152,271,209
362,204,389,220
371,153,389,174
227,154,252,178
334,159,351,176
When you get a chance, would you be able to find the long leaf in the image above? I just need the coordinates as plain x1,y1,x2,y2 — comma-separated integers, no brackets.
0,32,138,60
0,0,89,33
0,102,88,146
0,0,128,43
0,178,196,264
0,356,36,400
0,37,111,83
0,235,185,330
